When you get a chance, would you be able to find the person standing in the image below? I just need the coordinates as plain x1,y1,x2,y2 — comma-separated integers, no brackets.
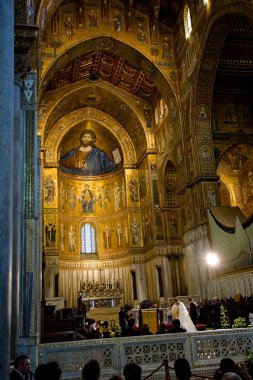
188,297,198,325
172,298,197,332
119,306,127,336
10,355,31,380
212,296,221,329
171,298,180,320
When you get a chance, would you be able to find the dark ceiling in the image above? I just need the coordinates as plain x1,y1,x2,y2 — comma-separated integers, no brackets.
214,13,253,95
131,0,183,28
45,50,158,103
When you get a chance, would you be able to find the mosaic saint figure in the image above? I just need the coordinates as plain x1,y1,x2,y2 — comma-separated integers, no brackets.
60,129,117,176
104,225,111,249
79,184,95,213
129,177,139,202
44,175,55,203
150,20,158,45
140,175,147,199
45,221,56,247
60,223,65,251
169,214,178,237
124,222,129,243
163,36,172,59
66,186,77,210
143,105,152,128
98,186,110,210
116,223,122,247
113,182,121,211
59,182,65,212
137,22,146,42
64,16,74,36
88,9,98,29
101,0,109,19
113,11,123,32
68,225,76,252
77,0,84,26
122,180,126,207
125,3,133,31
131,218,140,245
207,185,216,206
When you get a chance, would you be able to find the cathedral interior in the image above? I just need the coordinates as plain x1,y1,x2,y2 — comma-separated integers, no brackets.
1,0,253,377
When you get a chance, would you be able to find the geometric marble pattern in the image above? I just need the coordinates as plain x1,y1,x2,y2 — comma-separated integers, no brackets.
39,328,253,379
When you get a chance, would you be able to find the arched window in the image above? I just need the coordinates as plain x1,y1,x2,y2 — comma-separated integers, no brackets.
184,4,192,39
81,223,96,254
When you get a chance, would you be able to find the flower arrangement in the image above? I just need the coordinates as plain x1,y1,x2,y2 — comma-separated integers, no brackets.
220,304,230,328
232,317,247,328
110,324,121,337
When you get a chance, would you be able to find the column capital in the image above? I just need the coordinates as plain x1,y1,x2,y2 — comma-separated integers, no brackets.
14,24,39,74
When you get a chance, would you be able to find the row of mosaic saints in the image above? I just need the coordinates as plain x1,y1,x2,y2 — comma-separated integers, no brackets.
48,0,175,62
43,128,170,253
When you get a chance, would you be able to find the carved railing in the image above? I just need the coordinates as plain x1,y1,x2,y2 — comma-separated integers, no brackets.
39,328,253,380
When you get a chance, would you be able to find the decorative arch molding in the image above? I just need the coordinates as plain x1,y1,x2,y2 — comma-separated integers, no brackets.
192,2,253,176
36,0,61,31
40,82,147,146
44,107,137,166
161,155,177,182
160,155,180,208
219,177,234,206
216,143,253,170
39,36,178,106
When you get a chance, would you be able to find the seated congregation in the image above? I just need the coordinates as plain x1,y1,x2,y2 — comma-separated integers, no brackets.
10,354,253,380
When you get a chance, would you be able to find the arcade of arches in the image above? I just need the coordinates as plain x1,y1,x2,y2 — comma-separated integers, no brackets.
1,0,253,376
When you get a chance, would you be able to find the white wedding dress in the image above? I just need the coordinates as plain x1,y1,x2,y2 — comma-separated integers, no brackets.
179,302,197,332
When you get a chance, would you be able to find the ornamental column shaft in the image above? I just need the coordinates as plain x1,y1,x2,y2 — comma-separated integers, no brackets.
0,1,14,378
11,79,23,360
18,72,41,369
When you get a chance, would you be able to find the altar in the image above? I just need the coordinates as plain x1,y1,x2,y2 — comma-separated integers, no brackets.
78,280,124,322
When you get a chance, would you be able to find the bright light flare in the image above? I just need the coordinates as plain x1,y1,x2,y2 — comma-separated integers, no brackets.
206,252,219,266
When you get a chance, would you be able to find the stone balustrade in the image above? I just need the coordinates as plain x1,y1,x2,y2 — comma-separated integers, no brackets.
39,328,253,380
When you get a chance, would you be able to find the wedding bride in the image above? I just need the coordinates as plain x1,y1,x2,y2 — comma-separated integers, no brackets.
172,298,197,332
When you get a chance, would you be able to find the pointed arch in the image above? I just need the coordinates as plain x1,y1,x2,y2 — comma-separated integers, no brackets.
39,36,178,105
192,3,253,176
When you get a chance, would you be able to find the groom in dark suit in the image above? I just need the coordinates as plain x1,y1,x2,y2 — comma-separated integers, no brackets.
188,297,198,325
10,355,31,380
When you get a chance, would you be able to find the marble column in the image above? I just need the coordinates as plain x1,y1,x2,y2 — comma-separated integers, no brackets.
0,1,14,378
11,78,23,360
169,257,179,296
178,255,188,295
17,72,40,369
